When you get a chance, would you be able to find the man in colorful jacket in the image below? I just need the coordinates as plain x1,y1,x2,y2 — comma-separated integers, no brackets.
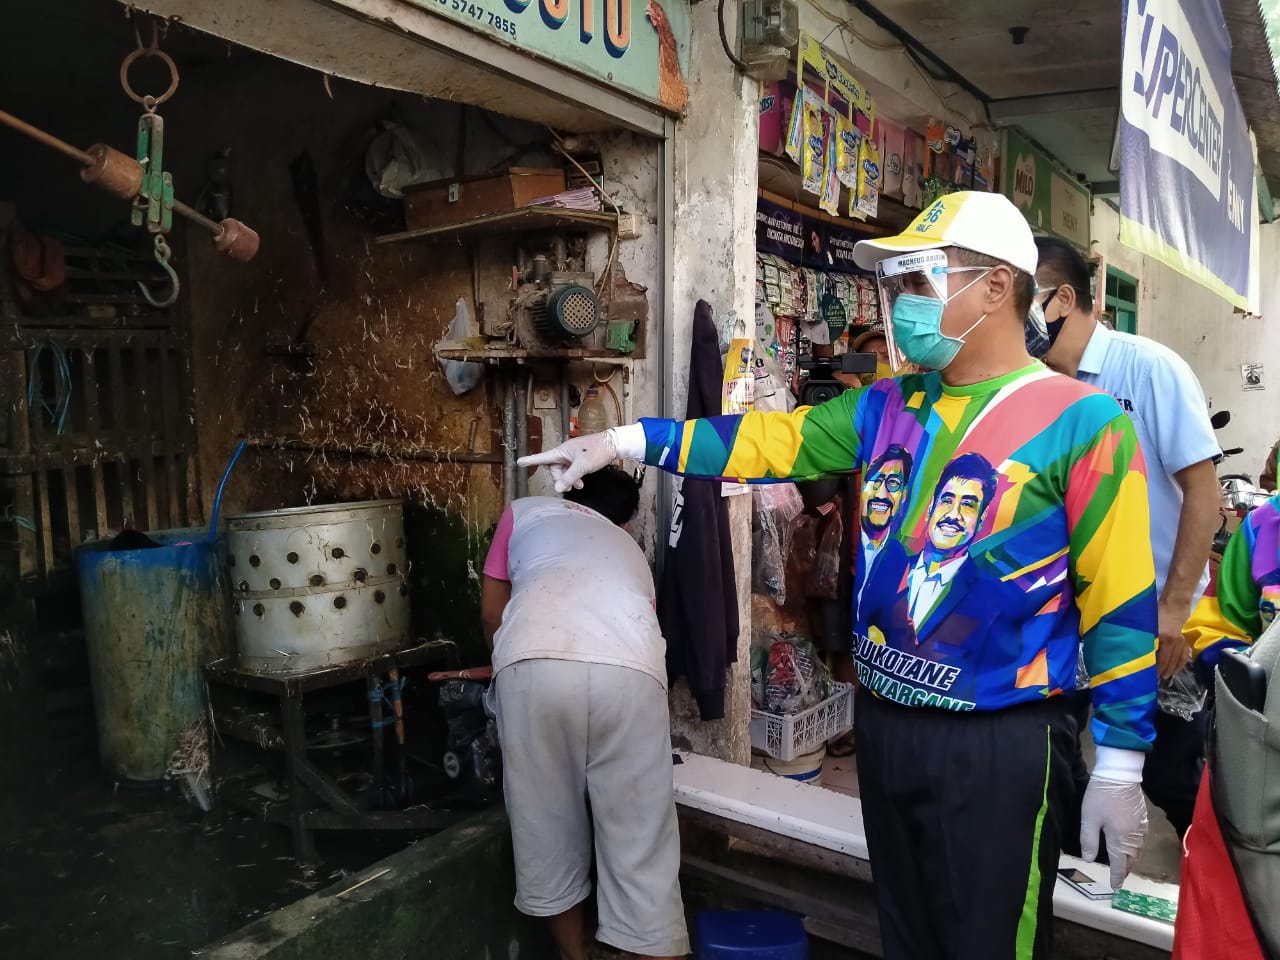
522,192,1159,960
1184,493,1280,662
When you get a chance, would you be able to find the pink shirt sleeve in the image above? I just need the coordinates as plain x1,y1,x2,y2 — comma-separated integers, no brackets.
483,505,515,581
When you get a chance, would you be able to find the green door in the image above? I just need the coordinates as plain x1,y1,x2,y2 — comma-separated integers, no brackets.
1105,267,1138,334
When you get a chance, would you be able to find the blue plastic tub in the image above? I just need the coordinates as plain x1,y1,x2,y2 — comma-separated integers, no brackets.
695,910,808,959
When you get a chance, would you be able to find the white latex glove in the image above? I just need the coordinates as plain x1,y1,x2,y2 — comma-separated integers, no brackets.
1080,746,1149,891
517,424,646,493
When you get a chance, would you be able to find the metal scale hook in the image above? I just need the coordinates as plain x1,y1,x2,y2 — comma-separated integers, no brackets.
140,233,180,307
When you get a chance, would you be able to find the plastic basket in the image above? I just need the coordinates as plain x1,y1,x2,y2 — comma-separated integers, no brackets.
749,682,853,762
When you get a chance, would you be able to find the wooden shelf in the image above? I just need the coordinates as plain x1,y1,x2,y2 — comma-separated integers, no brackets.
375,207,618,245
435,341,635,364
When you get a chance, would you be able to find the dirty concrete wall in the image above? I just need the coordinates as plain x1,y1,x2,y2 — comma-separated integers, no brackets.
1091,201,1280,470
160,54,662,655
663,1,759,765
200,807,556,960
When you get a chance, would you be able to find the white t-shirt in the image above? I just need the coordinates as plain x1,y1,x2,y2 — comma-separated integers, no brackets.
483,496,666,688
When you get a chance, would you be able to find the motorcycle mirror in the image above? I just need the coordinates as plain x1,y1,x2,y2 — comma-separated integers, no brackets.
1211,411,1231,429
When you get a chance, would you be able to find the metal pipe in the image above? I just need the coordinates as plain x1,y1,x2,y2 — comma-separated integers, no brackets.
514,374,529,499
1,107,227,238
560,374,571,443
245,437,502,464
502,377,518,503
0,108,92,164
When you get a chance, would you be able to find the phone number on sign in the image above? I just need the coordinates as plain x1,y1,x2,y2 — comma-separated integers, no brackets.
435,0,518,40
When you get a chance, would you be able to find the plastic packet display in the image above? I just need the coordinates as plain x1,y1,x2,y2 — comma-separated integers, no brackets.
851,128,881,220
800,89,826,195
835,115,860,188
785,87,804,163
881,120,905,199
752,482,805,604
819,120,841,215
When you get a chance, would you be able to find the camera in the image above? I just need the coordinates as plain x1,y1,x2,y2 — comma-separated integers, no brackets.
797,352,877,406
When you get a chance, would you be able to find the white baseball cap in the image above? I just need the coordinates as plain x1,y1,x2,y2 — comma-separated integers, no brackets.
853,191,1038,275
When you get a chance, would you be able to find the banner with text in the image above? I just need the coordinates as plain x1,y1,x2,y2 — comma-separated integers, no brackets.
1002,128,1090,248
402,0,691,112
1120,0,1256,309
756,198,871,274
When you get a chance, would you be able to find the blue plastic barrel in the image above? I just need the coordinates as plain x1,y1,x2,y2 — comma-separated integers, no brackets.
695,910,808,959
77,529,233,781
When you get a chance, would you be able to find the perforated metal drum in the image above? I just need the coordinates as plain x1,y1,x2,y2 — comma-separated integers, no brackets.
226,500,410,674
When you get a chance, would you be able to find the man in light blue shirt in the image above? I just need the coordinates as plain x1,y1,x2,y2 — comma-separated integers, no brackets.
1036,238,1221,840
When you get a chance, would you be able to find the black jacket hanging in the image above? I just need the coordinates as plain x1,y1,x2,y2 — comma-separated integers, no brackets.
658,300,740,720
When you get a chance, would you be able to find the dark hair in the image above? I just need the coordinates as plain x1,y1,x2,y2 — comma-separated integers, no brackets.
1034,236,1094,312
950,248,1035,318
933,452,998,514
867,443,914,483
564,465,640,525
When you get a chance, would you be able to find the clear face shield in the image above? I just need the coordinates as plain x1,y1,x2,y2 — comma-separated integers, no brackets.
875,250,989,372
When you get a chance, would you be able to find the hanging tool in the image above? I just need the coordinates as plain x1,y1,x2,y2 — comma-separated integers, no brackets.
0,27,259,303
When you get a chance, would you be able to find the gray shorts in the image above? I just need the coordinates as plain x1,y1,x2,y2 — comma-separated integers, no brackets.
493,659,689,957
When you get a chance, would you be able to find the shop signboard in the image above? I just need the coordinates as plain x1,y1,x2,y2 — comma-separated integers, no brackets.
1119,0,1255,310
400,0,692,112
824,223,865,274
757,197,873,274
1002,128,1091,249
757,198,805,263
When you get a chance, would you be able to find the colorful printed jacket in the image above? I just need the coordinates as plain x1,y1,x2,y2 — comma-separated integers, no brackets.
640,363,1158,751
1184,494,1280,665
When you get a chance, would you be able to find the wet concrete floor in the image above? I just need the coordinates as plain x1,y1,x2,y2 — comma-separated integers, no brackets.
0,778,403,960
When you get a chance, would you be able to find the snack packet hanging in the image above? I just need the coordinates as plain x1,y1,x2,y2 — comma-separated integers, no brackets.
851,124,881,220
800,89,825,196
835,115,860,188
785,88,804,163
819,119,841,215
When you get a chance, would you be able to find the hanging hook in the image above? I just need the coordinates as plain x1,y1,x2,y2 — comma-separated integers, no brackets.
138,235,180,307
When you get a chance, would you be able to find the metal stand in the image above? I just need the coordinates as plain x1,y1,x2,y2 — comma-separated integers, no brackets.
203,640,466,870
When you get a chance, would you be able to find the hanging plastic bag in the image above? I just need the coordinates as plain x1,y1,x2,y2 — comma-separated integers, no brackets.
365,121,438,199
807,503,843,600
439,297,484,396
752,482,804,604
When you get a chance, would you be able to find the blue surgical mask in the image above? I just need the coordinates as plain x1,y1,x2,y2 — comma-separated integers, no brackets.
890,270,990,370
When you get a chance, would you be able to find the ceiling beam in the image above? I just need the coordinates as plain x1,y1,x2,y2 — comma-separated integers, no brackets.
989,89,1120,123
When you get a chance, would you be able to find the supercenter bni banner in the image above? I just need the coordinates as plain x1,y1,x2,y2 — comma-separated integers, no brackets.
1120,0,1256,309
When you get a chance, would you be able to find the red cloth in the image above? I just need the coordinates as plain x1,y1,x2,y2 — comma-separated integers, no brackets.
1172,764,1265,960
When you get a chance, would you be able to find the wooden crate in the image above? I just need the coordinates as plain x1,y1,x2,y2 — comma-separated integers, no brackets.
403,167,566,230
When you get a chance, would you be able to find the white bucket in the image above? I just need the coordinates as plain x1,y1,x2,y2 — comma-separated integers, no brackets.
751,744,826,784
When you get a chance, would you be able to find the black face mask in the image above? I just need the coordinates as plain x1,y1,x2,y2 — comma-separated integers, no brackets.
1040,286,1067,350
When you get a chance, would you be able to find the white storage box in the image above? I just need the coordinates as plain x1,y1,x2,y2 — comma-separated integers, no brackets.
750,682,854,761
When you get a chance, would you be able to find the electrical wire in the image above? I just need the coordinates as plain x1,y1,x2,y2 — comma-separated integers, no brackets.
718,0,749,73
592,367,624,427
807,0,984,120
543,127,622,298
27,341,72,436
